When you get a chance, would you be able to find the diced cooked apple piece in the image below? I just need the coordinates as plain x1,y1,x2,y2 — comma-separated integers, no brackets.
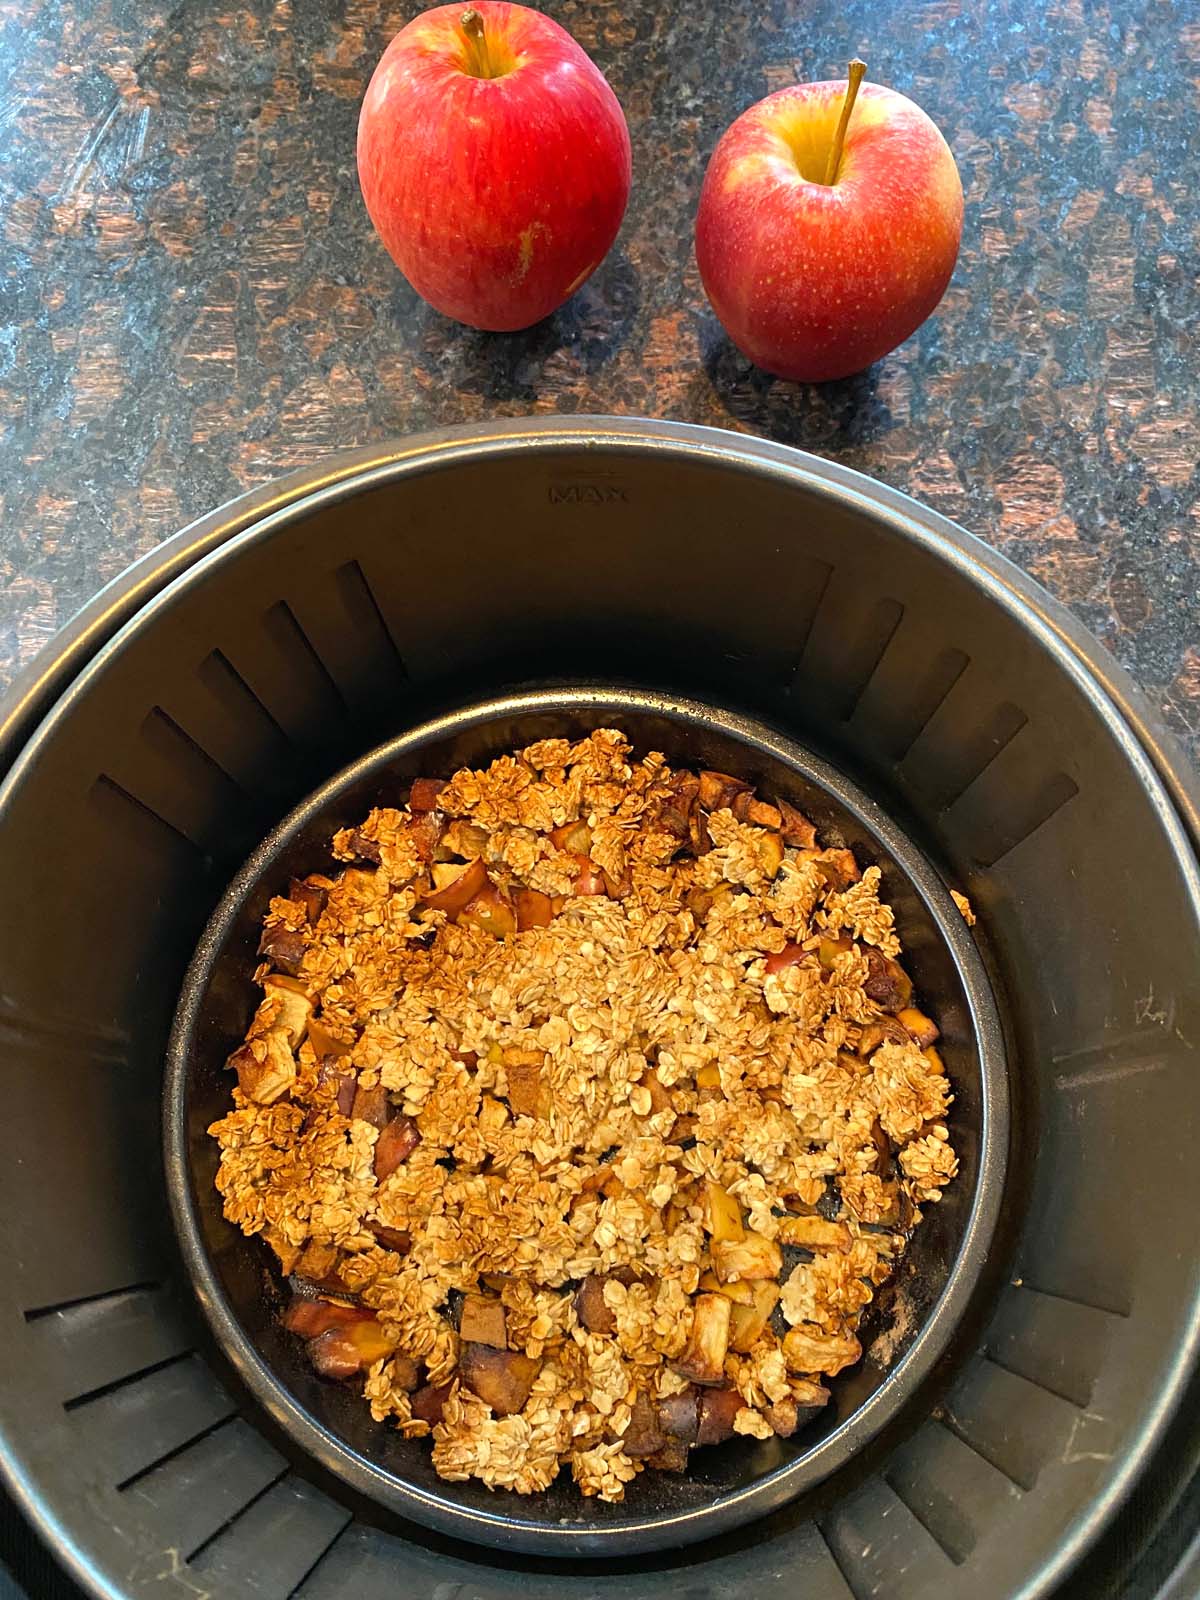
514,888,555,930
409,777,446,813
856,1016,910,1055
862,947,913,1011
409,809,445,863
765,1398,800,1436
289,876,330,925
258,924,307,976
293,1239,339,1283
550,820,592,853
757,830,785,878
817,935,853,970
420,857,487,915
574,1275,616,1335
317,1058,358,1116
387,1352,420,1391
777,798,818,849
732,792,783,831
283,1297,370,1338
695,1385,742,1446
344,1317,396,1367
458,1343,538,1415
345,828,382,864
897,1007,939,1048
712,1231,782,1283
698,771,752,812
815,848,860,890
704,1180,745,1242
776,1215,852,1251
673,1293,731,1386
658,769,700,842
789,1376,831,1409
350,1082,390,1129
564,852,607,896
647,1435,690,1473
459,1294,507,1349
698,1270,753,1304
764,941,812,976
639,1069,673,1117
307,1328,362,1379
478,1095,509,1136
368,1222,412,1255
502,1049,545,1116
309,1016,354,1059
658,1387,700,1442
782,1324,863,1377
231,1030,296,1105
623,1390,667,1458
411,1381,453,1424
696,1064,722,1091
689,807,711,856
374,1115,421,1180
729,1280,780,1353
924,1044,946,1075
262,974,313,1047
459,880,517,937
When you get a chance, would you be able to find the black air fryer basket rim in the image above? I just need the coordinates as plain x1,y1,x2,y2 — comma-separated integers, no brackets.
0,417,1195,1600
164,685,1009,1557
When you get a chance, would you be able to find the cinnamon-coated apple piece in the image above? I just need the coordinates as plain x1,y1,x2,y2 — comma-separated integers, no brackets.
257,924,307,976
698,770,752,813
711,1231,782,1282
411,1381,453,1424
764,942,813,976
409,778,446,813
729,1280,780,1352
777,799,818,849
703,1180,746,1242
350,1081,390,1129
623,1390,668,1458
550,820,591,853
458,1294,508,1349
565,853,607,896
862,947,913,1012
374,1114,421,1179
261,975,313,1047
514,888,555,930
459,880,517,937
458,1343,539,1415
897,1006,939,1048
421,857,487,915
574,1274,616,1335
368,1222,413,1254
289,876,330,924
647,1435,690,1473
502,1049,546,1116
672,1293,731,1385
230,1031,296,1105
282,1297,371,1339
695,1386,742,1446
657,1387,700,1442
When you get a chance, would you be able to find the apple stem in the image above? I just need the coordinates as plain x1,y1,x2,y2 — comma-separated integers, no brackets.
823,58,867,185
460,8,494,78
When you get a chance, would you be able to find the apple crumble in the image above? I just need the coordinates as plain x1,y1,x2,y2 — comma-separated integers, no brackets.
209,730,958,1502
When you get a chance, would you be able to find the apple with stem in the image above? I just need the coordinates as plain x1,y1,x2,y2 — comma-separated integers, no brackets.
695,61,963,382
358,2,631,331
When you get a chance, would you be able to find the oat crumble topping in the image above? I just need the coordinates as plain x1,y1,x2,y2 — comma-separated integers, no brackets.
210,730,959,1501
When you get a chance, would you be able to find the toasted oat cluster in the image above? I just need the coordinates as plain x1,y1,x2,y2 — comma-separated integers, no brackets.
210,730,959,1502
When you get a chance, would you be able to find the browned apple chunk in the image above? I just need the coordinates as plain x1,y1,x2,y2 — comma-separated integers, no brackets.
673,1293,731,1386
289,876,330,925
307,1328,361,1379
862,947,913,1012
420,857,487,914
458,1344,538,1416
409,777,447,813
704,1180,745,1242
776,1215,851,1251
695,1385,742,1446
514,888,554,930
503,1050,546,1117
262,974,313,1046
230,1030,295,1105
698,770,752,812
728,1280,780,1353
777,798,818,849
857,1015,910,1056
411,1381,452,1424
368,1222,413,1255
657,1387,700,1442
623,1390,667,1458
283,1298,369,1338
574,1274,616,1335
374,1115,421,1180
258,925,307,976
459,1294,507,1349
460,880,518,937
782,1324,862,1378
711,1231,782,1282
350,1081,389,1129
898,1006,940,1047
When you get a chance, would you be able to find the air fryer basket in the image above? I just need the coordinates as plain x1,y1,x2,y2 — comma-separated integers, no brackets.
165,689,1007,1556
0,418,1197,1600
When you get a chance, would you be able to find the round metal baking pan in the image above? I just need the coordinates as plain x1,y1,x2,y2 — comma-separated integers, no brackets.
164,686,1008,1556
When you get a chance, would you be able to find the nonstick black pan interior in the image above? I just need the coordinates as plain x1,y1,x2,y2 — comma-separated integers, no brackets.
165,688,1007,1556
0,419,1196,1600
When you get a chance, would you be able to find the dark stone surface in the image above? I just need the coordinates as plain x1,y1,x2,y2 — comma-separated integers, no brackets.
0,0,1196,756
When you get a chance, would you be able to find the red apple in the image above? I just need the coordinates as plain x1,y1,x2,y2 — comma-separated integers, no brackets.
695,64,963,382
358,2,631,331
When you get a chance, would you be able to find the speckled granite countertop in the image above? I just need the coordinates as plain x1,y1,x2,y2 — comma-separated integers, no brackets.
0,0,1197,753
